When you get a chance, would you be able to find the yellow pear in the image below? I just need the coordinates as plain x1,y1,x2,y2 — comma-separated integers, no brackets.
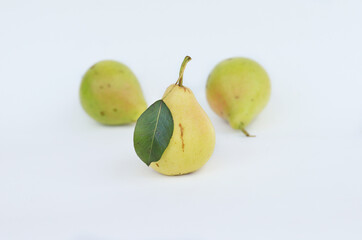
206,57,271,136
150,57,216,175
80,60,147,125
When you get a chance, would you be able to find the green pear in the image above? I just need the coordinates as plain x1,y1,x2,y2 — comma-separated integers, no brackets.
206,57,271,136
80,60,147,125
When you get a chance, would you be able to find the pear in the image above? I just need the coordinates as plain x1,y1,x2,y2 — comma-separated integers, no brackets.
149,57,216,175
80,60,147,125
206,57,271,136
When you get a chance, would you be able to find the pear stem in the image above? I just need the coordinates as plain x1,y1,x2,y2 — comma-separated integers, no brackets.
241,128,255,137
239,123,255,137
176,56,192,87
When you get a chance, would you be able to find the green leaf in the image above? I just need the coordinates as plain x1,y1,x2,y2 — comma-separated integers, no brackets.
133,100,174,166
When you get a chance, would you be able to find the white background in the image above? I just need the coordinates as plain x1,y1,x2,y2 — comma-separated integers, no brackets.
1,0,362,239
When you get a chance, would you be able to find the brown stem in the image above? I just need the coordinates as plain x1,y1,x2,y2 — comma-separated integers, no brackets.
239,123,255,137
176,56,192,87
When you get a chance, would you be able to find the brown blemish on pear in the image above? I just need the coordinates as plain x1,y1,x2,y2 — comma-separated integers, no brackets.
179,123,185,152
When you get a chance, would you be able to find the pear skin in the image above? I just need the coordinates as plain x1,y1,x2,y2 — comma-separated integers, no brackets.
80,60,147,125
206,58,271,136
150,57,215,175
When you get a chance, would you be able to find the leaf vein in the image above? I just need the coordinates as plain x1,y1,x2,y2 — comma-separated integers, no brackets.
148,101,162,162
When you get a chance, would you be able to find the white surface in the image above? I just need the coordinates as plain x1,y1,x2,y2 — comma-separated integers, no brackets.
1,0,362,239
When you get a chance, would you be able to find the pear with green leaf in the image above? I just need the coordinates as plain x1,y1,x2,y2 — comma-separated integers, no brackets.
206,57,271,136
134,56,215,175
